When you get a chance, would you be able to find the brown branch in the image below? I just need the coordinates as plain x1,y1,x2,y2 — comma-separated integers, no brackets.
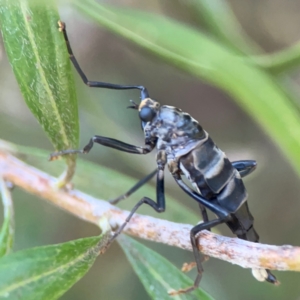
0,150,299,272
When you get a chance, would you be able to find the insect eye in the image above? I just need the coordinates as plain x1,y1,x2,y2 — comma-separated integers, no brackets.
139,106,156,122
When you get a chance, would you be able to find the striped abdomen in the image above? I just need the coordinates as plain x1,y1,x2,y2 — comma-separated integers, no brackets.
179,136,259,241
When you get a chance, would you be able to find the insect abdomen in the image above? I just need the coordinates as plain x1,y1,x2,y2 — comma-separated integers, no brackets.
226,202,259,242
179,137,247,213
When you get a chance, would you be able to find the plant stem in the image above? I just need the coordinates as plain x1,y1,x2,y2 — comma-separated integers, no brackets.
0,150,299,271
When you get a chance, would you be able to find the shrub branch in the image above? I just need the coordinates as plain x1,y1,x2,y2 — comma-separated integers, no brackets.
0,150,299,272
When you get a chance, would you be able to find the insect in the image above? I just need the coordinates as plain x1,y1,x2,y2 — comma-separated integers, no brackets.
51,21,278,295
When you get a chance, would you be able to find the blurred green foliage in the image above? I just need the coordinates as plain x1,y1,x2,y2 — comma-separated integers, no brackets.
119,235,214,300
1,0,300,299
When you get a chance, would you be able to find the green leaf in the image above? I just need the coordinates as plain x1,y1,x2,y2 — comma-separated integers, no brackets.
0,179,14,258
119,235,214,300
177,0,262,54
192,0,253,53
0,0,79,185
74,1,300,178
0,232,110,300
252,41,300,74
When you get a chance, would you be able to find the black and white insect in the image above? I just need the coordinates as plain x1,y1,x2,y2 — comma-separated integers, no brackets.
51,21,278,295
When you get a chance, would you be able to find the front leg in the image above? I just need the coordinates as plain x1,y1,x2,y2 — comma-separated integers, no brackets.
49,135,156,160
58,21,149,99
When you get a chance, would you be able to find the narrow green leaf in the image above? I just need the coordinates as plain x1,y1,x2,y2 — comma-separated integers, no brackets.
0,0,79,185
193,0,300,74
0,178,14,258
252,41,300,74
0,232,110,300
181,0,262,54
74,1,300,178
119,235,214,300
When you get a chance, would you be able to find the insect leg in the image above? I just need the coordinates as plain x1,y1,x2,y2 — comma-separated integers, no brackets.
58,21,149,99
232,160,257,178
49,135,155,160
173,174,230,219
197,203,209,265
109,169,157,205
110,165,166,242
198,204,209,222
171,173,231,292
170,218,225,295
197,203,210,267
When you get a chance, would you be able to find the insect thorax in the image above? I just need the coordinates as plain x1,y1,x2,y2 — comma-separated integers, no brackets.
144,105,207,158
